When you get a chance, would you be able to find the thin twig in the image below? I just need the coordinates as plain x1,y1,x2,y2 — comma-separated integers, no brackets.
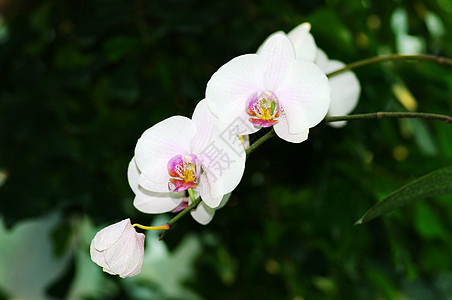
245,128,275,157
327,54,452,78
324,112,452,124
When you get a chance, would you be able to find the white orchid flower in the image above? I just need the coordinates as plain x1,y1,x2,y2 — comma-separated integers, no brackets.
206,33,330,143
128,157,231,225
133,99,245,209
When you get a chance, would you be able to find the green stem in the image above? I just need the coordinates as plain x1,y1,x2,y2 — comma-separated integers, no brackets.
159,191,202,240
326,54,452,78
167,196,201,227
245,128,275,157
324,112,452,124
187,188,196,202
244,112,451,163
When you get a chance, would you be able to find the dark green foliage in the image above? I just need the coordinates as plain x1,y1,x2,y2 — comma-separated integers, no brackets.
358,166,452,224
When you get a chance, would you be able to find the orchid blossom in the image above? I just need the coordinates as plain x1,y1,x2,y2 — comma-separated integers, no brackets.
128,157,231,225
133,99,245,209
285,22,361,127
206,33,330,143
90,218,145,278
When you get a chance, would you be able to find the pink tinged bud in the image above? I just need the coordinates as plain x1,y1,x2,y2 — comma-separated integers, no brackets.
90,218,145,278
171,199,189,212
167,154,201,192
246,90,280,128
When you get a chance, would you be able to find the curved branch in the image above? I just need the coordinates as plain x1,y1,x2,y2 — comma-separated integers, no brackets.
327,54,452,78
159,195,202,240
245,128,275,157
324,112,452,124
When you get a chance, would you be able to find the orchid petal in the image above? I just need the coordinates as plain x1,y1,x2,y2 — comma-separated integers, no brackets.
326,60,361,128
171,199,189,212
191,99,217,153
259,33,296,90
218,192,231,209
206,54,265,127
287,22,317,62
127,157,143,196
104,222,143,277
134,116,197,192
121,232,145,278
220,109,261,137
90,242,109,269
256,30,285,55
92,219,128,251
315,49,329,71
276,59,330,134
133,192,184,214
197,126,246,201
190,201,216,225
274,118,309,143
199,172,223,208
128,158,184,213
190,192,231,224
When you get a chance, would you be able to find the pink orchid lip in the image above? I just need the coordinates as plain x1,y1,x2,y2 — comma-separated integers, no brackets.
167,154,201,192
246,90,281,128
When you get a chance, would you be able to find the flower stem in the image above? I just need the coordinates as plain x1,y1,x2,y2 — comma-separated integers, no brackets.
187,188,196,202
159,193,202,240
324,112,452,124
132,223,170,231
326,54,452,78
244,112,451,160
245,128,275,157
167,196,201,227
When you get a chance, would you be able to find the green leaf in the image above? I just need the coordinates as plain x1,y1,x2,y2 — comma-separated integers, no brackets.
0,213,71,300
356,166,452,224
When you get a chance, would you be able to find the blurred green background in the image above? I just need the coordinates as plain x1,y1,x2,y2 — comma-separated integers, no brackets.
1,0,452,299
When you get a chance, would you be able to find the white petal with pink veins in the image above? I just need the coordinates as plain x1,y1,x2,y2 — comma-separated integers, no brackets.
104,222,144,278
259,33,296,90
206,54,265,129
191,99,217,153
274,118,310,143
198,172,223,208
287,22,318,62
276,59,330,135
91,219,128,251
190,201,216,225
134,116,197,192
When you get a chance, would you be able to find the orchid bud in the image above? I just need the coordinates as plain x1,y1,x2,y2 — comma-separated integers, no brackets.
90,218,145,278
